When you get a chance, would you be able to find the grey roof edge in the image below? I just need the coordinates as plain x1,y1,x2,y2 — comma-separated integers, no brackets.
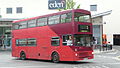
0,18,24,21
92,10,112,18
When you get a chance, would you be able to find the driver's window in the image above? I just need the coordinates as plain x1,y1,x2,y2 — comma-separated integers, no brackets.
62,35,73,46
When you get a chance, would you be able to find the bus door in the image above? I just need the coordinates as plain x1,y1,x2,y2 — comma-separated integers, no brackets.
26,38,37,58
40,38,50,59
40,37,60,59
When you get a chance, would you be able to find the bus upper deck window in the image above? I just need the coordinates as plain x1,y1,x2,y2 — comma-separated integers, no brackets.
74,12,91,23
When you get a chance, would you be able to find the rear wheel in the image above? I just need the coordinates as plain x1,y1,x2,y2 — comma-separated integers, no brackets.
20,52,26,60
52,52,59,63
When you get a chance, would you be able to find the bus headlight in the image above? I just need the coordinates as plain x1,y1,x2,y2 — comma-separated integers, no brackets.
92,52,94,54
75,53,78,56
75,48,78,51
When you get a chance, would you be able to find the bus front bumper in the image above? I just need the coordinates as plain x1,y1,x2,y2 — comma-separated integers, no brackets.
73,52,94,61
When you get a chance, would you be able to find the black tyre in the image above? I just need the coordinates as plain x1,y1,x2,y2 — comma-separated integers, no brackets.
20,52,26,60
52,52,59,63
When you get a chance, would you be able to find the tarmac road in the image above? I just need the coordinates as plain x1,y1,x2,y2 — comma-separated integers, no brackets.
0,46,120,68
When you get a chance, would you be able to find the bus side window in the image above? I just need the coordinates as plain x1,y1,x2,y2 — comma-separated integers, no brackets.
48,15,60,25
16,39,19,46
13,23,19,30
16,39,27,46
61,12,72,23
19,21,27,29
66,12,72,23
37,17,47,26
51,37,60,46
61,14,67,23
28,19,36,28
27,38,36,46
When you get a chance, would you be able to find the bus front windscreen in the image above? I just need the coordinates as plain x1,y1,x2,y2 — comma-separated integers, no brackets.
74,35,93,47
74,12,91,23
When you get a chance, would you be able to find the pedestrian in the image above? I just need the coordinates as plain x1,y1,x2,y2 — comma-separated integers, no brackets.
0,39,2,47
108,42,112,50
92,37,97,49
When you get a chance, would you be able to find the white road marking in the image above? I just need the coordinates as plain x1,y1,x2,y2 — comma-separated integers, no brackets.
96,54,120,61
96,55,115,59
95,66,101,68
64,65,109,68
73,66,79,68
106,62,120,64
0,66,48,68
102,65,110,68
0,65,110,68
107,50,118,54
0,67,16,68
93,49,117,54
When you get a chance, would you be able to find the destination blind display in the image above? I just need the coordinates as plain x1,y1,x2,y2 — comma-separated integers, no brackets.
78,25,90,32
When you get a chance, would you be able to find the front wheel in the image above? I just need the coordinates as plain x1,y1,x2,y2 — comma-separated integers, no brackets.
20,52,26,60
52,52,59,63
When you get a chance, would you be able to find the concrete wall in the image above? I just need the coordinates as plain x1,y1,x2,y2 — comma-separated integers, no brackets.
92,17,103,45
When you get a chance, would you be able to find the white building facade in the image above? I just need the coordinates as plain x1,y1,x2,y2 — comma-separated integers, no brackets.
0,0,119,45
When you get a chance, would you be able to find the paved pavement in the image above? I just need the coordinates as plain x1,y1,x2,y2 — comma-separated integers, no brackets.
0,46,11,51
93,48,116,54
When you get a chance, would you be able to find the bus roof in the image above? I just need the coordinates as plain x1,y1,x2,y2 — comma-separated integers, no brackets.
13,9,90,23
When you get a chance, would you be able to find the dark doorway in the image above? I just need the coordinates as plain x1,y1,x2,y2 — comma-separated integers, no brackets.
113,34,120,45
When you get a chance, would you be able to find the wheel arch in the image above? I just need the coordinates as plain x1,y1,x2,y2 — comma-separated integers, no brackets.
20,50,26,57
51,51,60,60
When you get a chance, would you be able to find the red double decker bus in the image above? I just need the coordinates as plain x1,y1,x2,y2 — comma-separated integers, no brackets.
12,9,94,62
